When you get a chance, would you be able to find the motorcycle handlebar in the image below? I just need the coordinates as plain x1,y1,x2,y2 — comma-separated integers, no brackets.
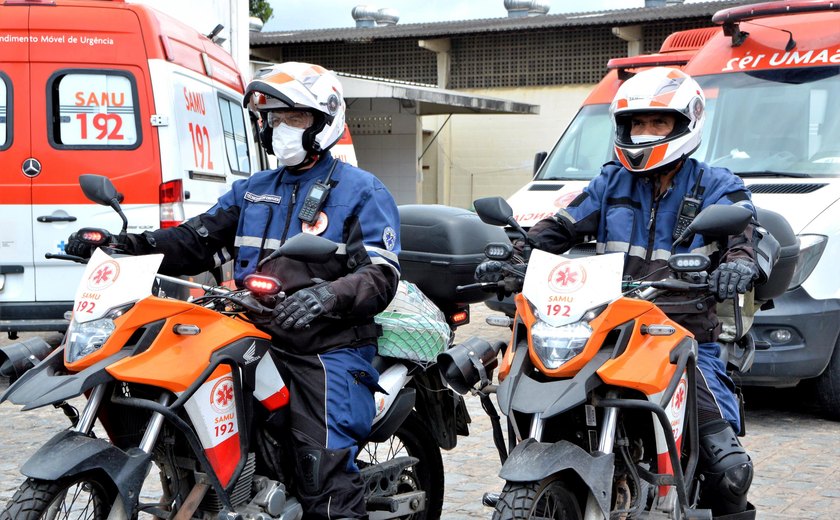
647,279,709,292
45,253,88,264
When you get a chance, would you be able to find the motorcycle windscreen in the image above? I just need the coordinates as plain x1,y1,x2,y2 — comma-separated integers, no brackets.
522,249,623,326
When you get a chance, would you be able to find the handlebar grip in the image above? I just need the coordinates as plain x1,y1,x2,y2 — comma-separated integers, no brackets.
45,253,88,264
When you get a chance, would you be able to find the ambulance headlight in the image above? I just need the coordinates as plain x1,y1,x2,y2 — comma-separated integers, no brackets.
531,320,592,370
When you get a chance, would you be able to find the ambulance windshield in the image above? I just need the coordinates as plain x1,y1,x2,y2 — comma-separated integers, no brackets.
695,66,840,177
536,65,840,181
535,104,613,181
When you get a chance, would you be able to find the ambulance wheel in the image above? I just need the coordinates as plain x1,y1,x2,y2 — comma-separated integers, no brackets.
813,337,840,420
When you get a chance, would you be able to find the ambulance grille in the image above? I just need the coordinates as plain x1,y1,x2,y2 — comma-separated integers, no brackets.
747,183,826,194
659,27,718,52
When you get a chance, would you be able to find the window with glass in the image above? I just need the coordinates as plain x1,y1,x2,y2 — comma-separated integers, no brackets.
49,70,140,149
218,96,251,176
535,104,613,181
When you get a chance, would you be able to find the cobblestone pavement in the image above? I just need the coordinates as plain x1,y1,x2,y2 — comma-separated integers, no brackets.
2,305,840,518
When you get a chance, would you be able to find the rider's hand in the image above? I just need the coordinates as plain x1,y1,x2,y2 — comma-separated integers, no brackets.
273,281,337,330
65,230,112,259
475,260,507,283
709,259,758,302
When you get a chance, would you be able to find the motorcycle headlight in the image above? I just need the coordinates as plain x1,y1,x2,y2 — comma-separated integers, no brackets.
531,320,593,370
65,304,133,363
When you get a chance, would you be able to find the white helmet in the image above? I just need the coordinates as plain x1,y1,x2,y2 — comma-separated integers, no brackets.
610,67,705,176
244,62,346,161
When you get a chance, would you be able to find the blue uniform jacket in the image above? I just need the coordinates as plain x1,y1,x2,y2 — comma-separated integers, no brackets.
131,153,401,353
529,158,756,342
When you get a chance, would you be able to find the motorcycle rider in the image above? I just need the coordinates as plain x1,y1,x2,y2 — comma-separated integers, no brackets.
66,62,401,520
477,67,756,519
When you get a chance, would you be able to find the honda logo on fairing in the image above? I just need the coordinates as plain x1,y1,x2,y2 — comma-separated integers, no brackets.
22,158,42,178
242,342,261,365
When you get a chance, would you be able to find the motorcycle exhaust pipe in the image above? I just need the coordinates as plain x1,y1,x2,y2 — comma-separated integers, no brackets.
0,337,54,384
437,337,504,394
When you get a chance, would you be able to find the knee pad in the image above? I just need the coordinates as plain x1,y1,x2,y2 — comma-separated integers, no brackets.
294,446,366,518
296,447,323,496
698,420,753,515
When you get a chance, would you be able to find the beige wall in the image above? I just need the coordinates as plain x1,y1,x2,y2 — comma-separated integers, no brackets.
421,85,593,208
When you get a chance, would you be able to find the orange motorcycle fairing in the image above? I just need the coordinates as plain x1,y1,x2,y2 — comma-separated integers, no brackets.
102,297,271,393
526,296,654,378
64,295,194,372
597,303,693,396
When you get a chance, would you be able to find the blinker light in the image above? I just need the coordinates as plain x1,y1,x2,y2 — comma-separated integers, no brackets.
244,274,281,295
81,230,107,245
449,309,470,326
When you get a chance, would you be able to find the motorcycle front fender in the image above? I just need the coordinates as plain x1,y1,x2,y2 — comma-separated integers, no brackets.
21,429,152,516
499,438,614,519
1,347,126,410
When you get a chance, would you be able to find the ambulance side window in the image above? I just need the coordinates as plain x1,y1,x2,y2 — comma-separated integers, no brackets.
48,70,140,149
218,96,251,176
0,72,10,150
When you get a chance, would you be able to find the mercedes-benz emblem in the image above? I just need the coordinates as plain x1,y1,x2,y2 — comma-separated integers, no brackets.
22,158,42,178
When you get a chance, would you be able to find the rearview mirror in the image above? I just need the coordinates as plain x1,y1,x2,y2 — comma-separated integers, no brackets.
688,204,753,238
79,174,123,207
79,174,128,237
277,233,338,263
473,197,514,227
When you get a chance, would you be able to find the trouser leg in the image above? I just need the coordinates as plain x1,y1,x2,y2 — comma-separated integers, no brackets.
283,345,378,520
694,343,753,518
696,342,741,431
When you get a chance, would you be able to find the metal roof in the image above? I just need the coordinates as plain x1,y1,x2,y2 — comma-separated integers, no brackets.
337,73,539,115
251,1,754,46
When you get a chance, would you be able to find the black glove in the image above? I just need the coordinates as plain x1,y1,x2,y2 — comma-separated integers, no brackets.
475,260,508,283
273,281,337,330
65,230,112,259
709,259,758,302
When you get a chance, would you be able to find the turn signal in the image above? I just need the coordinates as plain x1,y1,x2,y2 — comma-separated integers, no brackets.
81,230,107,245
449,310,469,325
244,274,282,295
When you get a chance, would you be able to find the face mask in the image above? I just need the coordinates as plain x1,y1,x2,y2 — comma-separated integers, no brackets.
272,123,307,167
630,134,667,145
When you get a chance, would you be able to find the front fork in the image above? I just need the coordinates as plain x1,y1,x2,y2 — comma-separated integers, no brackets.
77,384,171,520
584,393,619,520
523,391,620,520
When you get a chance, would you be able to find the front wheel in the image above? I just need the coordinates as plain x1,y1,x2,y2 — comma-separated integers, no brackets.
356,411,444,519
1,476,116,520
492,477,583,520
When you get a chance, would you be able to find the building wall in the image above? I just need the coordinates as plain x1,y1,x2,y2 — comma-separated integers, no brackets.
347,100,421,205
257,17,719,207
421,85,592,208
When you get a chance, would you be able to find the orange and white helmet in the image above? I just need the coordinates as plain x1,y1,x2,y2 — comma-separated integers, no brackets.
610,67,705,175
244,62,346,158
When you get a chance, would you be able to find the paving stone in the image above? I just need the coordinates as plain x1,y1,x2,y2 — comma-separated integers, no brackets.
3,305,840,518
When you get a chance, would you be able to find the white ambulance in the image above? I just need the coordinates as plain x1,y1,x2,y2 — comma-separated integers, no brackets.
503,1,840,416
